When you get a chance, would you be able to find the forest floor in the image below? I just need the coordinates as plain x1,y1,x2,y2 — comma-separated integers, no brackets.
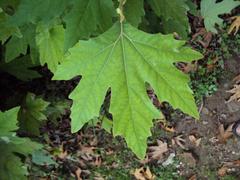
24,32,240,179
20,55,240,180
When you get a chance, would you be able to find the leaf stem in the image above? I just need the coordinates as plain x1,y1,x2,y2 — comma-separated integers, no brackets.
117,0,126,23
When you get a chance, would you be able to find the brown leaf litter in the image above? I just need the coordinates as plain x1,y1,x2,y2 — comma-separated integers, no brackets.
132,167,156,180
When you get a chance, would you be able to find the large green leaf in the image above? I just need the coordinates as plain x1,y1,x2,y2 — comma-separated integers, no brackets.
148,0,190,38
53,22,202,158
8,0,69,26
63,0,115,50
0,0,20,12
0,107,42,180
201,0,240,33
124,0,144,27
0,107,19,139
5,24,35,62
0,140,41,180
0,8,21,43
36,24,65,72
18,93,50,136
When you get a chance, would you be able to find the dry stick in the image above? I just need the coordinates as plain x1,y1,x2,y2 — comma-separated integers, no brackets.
198,97,204,114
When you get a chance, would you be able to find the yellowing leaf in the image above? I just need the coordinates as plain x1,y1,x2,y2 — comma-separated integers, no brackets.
228,16,240,35
53,22,202,158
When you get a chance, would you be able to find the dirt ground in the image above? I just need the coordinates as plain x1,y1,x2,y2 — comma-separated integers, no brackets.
172,56,240,179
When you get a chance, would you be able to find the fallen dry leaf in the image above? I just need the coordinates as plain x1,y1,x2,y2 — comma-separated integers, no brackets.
233,74,240,84
133,167,156,180
192,28,213,48
80,145,95,154
147,87,163,109
218,166,228,177
94,156,102,167
218,160,240,177
159,121,175,133
188,174,197,180
90,137,98,146
75,168,82,180
228,16,240,35
224,160,240,167
218,123,234,143
189,135,201,147
177,62,198,74
57,145,68,159
172,135,186,149
148,140,168,162
226,84,240,103
206,57,219,72
94,173,105,180
163,126,175,133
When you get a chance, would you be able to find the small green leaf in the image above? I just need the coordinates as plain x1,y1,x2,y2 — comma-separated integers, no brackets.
46,100,71,123
201,0,240,33
18,93,50,136
32,150,56,166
